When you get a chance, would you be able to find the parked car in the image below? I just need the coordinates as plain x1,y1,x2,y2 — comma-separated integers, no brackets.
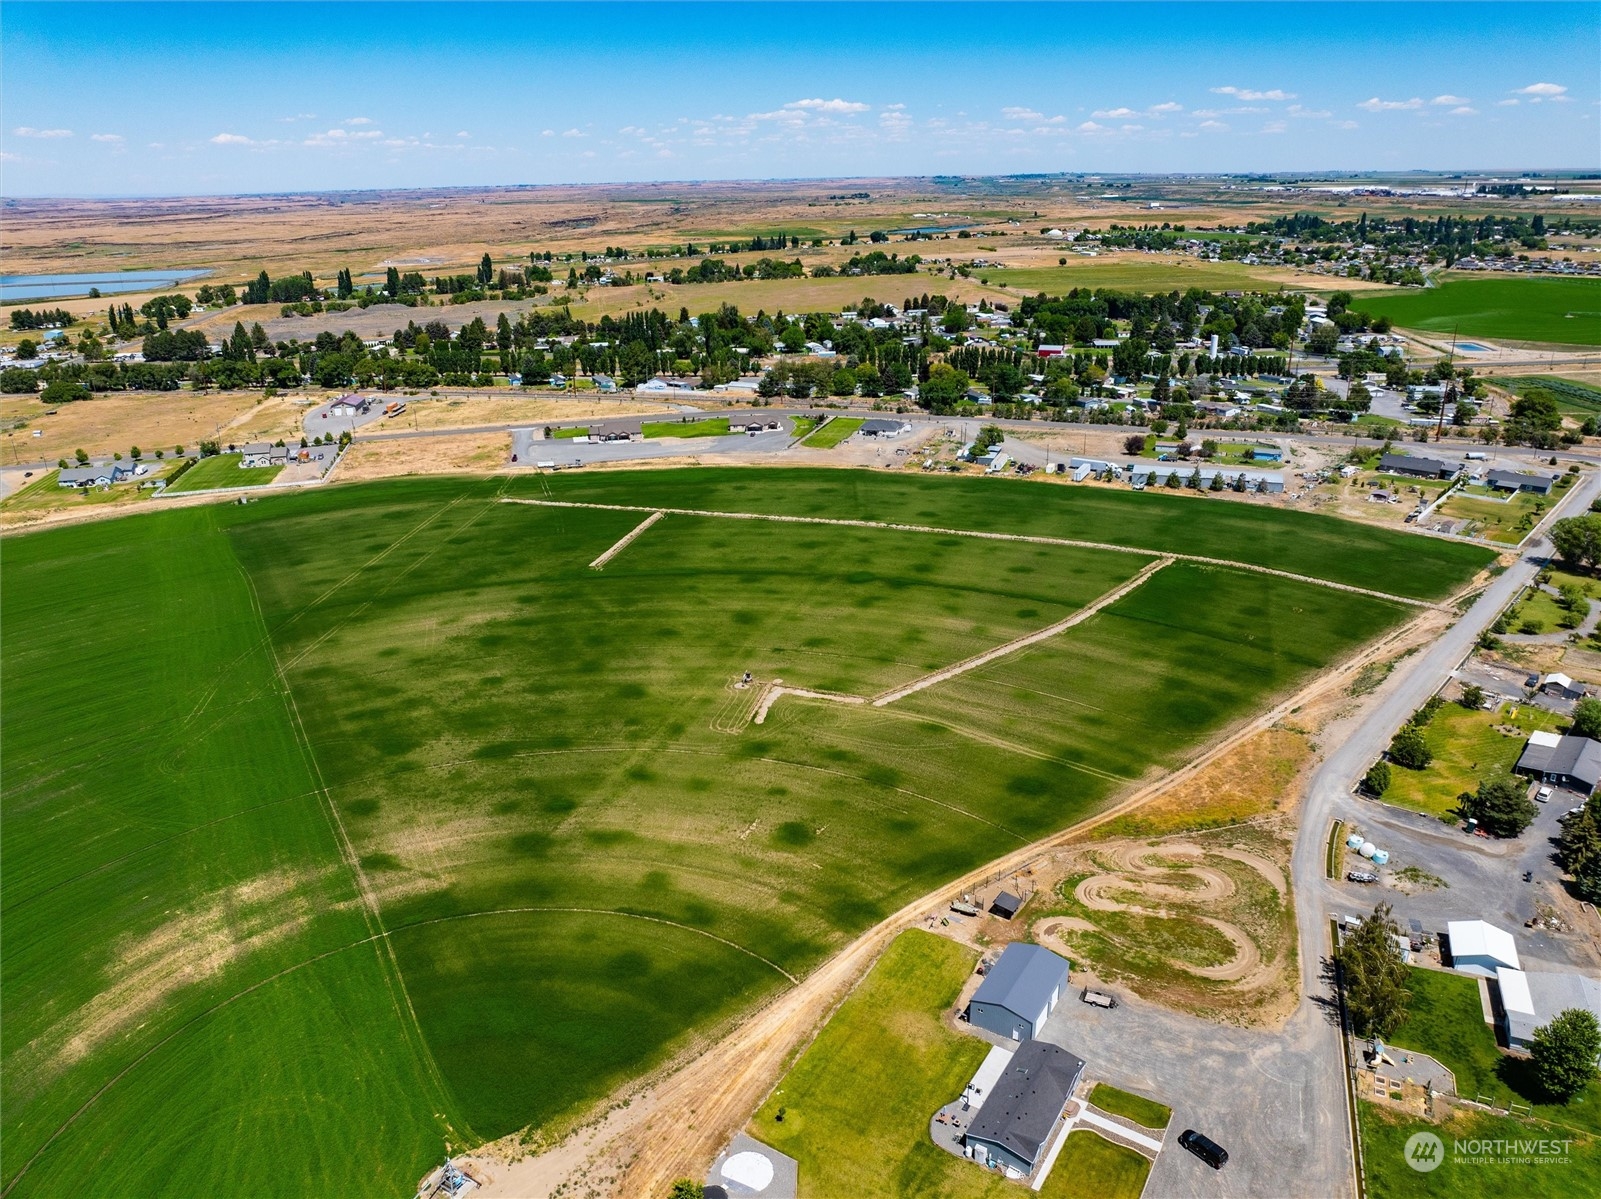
1346,870,1379,884
1179,1129,1229,1169
1536,786,1553,803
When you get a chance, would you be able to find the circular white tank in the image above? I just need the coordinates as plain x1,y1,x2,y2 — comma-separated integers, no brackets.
1359,842,1379,859
1347,833,1365,849
1371,849,1391,865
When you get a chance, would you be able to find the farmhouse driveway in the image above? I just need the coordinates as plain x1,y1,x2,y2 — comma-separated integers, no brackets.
1037,991,1347,1199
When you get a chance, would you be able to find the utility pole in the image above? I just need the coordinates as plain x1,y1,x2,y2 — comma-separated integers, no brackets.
1435,323,1457,442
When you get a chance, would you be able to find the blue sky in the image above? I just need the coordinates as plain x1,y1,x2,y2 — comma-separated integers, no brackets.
2,2,1597,196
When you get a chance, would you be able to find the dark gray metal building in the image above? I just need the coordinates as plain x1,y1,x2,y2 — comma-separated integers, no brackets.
967,943,1070,1041
963,1040,1085,1176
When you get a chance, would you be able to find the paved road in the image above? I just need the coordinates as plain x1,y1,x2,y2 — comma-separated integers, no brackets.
1283,464,1601,1194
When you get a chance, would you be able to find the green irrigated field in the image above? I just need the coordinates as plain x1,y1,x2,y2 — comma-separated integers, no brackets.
1360,1102,1600,1199
989,257,1290,296
527,468,1493,601
1349,276,1601,346
1,469,1487,1196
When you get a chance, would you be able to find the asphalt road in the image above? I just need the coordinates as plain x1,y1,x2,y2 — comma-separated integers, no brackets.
1282,464,1601,1195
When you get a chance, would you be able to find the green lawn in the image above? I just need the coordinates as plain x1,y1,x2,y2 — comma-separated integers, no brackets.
1349,276,1601,347
802,417,864,448
752,930,1149,1199
1040,1131,1151,1199
640,417,730,438
164,452,284,492
1382,703,1562,818
0,469,1489,1195
553,425,589,438
1388,967,1601,1135
1087,1083,1171,1129
789,416,821,439
1437,492,1548,545
1360,1102,1600,1199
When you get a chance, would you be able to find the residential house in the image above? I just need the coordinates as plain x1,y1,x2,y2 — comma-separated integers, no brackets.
1515,731,1601,795
962,1040,1085,1177
1487,469,1555,496
1378,453,1458,480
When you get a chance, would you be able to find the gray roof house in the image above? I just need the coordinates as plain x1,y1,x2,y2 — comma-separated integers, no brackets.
859,418,912,438
963,1040,1085,1176
1379,452,1458,479
1515,732,1601,795
1498,967,1601,1052
967,943,1070,1041
1486,469,1554,496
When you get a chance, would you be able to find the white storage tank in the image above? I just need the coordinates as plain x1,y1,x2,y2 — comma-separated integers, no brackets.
1359,842,1379,859
1371,848,1391,866
1347,833,1365,849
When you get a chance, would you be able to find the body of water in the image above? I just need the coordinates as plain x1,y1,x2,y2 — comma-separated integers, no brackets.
0,269,211,303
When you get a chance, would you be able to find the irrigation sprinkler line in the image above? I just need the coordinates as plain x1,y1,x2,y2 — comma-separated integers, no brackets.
499,497,1437,609
588,509,665,569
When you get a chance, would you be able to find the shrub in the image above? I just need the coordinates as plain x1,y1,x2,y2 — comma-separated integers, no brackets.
1388,725,1433,771
1364,761,1392,796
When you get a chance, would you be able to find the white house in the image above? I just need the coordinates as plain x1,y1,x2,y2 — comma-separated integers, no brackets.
1498,967,1601,1052
1447,919,1520,978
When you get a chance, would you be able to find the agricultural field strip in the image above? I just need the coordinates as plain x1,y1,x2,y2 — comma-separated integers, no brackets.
0,901,798,1198
870,556,1174,706
589,510,665,569
501,498,1436,609
752,556,1172,728
609,606,1437,1195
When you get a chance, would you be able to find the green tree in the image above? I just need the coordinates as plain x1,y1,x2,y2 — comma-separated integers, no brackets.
1387,724,1433,770
1530,1009,1601,1102
74,447,88,464
1335,903,1411,1039
668,1182,705,1199
1549,515,1601,569
1557,797,1601,902
1364,760,1392,796
1458,683,1485,710
1573,697,1601,741
40,379,89,404
917,364,969,412
1510,389,1563,431
1457,775,1538,837
16,337,37,359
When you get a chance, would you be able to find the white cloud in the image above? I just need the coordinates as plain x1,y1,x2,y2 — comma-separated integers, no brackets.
561,128,584,138
1076,121,1104,133
1332,119,1360,130
12,126,72,139
786,97,869,114
1288,105,1332,118
1198,119,1228,131
1448,106,1478,116
1430,95,1470,106
1210,86,1295,101
0,151,19,162
344,116,374,126
456,131,470,139
1003,106,1045,121
1357,96,1424,112
90,132,123,143
541,129,555,136
1260,120,1288,134
1497,98,1520,107
1515,82,1566,97
1148,101,1183,115
1092,106,1139,119
210,132,253,145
